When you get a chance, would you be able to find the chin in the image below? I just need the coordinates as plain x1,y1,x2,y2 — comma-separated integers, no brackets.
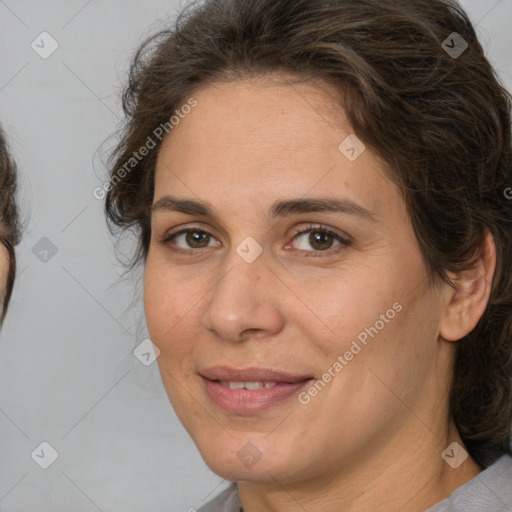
196,433,301,483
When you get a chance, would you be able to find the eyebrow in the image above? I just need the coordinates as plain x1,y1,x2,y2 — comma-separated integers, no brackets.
151,196,378,222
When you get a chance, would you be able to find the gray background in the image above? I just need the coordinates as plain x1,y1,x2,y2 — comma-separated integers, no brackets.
0,1,511,510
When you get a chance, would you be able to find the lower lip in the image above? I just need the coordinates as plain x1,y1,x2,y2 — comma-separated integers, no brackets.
202,377,312,414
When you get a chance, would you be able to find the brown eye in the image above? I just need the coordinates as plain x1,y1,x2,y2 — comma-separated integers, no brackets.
185,230,211,248
162,228,220,251
290,226,350,254
308,231,335,251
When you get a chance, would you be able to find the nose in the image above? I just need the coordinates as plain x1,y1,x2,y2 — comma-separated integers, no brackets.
200,250,286,343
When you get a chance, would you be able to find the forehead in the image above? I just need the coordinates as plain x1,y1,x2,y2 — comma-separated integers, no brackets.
169,76,347,147
153,77,396,218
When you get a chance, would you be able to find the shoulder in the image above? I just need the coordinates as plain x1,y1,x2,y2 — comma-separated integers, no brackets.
197,483,241,512
427,454,512,512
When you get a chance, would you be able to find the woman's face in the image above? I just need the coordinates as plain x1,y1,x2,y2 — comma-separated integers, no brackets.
144,77,456,484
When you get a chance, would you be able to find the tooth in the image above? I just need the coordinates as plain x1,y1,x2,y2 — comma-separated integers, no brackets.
244,381,262,390
221,381,279,390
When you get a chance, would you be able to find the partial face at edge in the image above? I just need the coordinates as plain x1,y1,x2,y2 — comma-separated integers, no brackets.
143,77,455,484
0,242,9,318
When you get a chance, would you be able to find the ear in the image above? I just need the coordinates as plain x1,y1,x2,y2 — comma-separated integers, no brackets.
439,230,496,342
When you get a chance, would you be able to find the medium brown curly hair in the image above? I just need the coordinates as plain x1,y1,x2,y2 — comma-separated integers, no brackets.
0,127,21,325
104,0,512,468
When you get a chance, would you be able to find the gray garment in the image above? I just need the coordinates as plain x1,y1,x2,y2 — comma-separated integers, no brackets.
198,484,241,512
427,454,512,512
198,455,512,512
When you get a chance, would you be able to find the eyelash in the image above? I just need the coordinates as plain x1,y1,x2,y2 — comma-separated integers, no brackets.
159,223,351,257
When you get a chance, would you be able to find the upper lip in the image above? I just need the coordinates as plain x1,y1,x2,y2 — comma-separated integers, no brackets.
200,366,312,383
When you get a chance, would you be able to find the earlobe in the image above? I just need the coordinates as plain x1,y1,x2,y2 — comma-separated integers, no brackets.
439,230,496,342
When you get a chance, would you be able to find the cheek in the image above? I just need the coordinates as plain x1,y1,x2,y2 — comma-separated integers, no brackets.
290,269,397,358
144,264,196,401
302,257,435,395
143,261,184,344
143,260,205,383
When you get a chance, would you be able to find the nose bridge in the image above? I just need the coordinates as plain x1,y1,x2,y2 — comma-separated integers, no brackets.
200,245,284,341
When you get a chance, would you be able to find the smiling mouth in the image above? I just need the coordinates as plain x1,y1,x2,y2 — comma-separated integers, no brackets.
200,367,314,414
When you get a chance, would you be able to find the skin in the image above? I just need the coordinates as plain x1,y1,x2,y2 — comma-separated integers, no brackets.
144,76,495,512
0,243,9,316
